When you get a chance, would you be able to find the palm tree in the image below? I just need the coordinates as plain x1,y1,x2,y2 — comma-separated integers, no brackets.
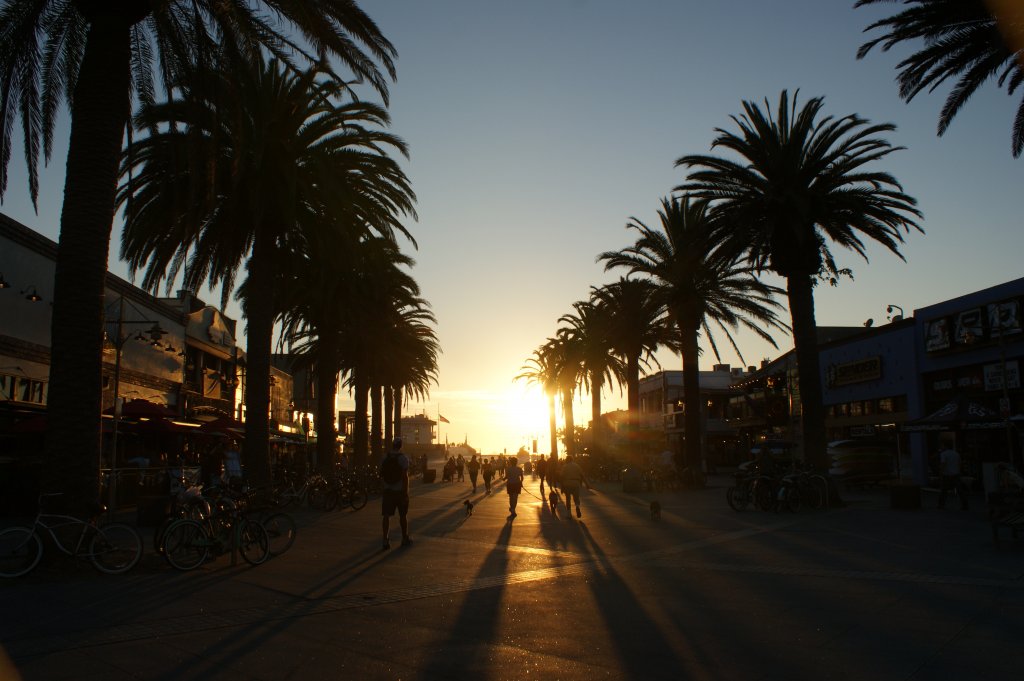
0,0,397,499
118,58,415,486
542,333,584,459
856,0,1024,156
516,346,561,461
557,300,624,457
676,91,921,469
589,277,677,438
599,196,787,475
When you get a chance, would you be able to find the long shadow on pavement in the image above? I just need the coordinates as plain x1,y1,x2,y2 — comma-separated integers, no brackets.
415,520,513,680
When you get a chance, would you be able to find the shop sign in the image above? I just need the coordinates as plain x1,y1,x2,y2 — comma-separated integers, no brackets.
988,300,1022,337
925,318,951,352
828,356,882,387
955,308,983,345
984,361,1020,391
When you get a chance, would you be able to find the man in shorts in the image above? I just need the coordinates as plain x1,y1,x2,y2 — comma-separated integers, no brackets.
381,437,412,550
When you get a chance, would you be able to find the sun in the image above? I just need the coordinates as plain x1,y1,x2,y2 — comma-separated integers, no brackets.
501,383,550,443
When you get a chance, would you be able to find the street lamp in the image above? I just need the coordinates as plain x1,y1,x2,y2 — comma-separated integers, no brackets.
104,297,170,467
886,304,904,322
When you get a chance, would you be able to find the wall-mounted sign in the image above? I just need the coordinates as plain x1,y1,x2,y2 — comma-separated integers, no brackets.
955,308,984,345
987,300,1022,337
827,356,882,387
925,318,951,352
984,360,1020,391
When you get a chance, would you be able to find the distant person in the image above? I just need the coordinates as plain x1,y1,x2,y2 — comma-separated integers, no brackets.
560,455,588,519
482,458,495,494
938,442,969,511
467,454,481,493
506,457,524,519
222,440,242,483
536,455,548,489
381,437,413,549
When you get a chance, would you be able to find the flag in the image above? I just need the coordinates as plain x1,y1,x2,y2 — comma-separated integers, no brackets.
439,414,450,424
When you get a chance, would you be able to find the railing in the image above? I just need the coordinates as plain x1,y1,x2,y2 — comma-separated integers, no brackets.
101,465,202,514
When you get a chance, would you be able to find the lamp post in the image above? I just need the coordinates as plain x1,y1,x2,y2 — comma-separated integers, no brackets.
105,296,169,468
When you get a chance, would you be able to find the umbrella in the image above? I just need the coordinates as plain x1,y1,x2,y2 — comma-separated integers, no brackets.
199,416,246,433
103,398,177,419
901,395,1005,432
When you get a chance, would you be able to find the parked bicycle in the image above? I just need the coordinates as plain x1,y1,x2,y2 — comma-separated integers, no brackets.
0,493,143,577
159,495,269,570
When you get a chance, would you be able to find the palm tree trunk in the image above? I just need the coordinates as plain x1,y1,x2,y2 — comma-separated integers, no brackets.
547,392,558,460
315,352,337,475
626,355,641,433
786,273,828,470
370,383,383,461
353,371,370,468
562,386,576,458
590,376,603,457
242,232,274,488
384,386,394,448
680,325,703,476
393,386,403,438
44,16,132,501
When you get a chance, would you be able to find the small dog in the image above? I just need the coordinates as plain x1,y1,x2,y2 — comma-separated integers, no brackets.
548,490,560,514
463,499,474,517
650,500,662,521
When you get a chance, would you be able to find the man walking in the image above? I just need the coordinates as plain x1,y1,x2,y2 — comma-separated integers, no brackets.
938,440,969,511
506,457,524,519
560,455,588,519
381,437,413,549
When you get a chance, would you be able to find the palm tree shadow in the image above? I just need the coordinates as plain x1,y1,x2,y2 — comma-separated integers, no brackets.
575,522,697,677
416,521,514,680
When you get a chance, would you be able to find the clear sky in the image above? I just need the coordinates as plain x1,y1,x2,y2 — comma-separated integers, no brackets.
2,1,1022,455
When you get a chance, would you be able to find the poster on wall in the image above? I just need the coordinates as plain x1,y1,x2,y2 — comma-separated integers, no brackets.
925,317,951,352
955,308,983,345
987,300,1021,337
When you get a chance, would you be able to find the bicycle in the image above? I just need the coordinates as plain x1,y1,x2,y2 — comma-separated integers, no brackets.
0,493,143,578
271,471,335,511
159,496,270,570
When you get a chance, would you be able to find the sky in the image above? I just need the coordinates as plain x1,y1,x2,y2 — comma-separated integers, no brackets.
2,1,1023,455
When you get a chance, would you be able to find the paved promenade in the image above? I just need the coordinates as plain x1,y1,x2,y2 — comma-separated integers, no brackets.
2,471,1023,681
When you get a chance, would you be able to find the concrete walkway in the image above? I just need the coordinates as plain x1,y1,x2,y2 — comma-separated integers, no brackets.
2,473,1023,680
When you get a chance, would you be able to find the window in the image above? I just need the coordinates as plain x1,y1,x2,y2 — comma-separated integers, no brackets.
0,374,15,400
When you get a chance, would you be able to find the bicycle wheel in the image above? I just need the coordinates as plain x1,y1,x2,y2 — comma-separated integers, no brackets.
784,486,802,513
726,486,749,511
753,477,775,511
0,527,43,578
237,519,270,566
163,519,210,571
91,523,143,574
348,485,368,511
262,512,297,557
308,482,336,512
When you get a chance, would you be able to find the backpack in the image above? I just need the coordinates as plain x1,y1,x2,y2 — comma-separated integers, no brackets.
381,453,403,484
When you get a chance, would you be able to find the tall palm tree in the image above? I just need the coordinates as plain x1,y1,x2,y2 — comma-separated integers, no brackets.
600,196,787,475
856,0,1024,156
336,240,427,467
118,58,415,486
590,277,677,438
557,300,624,457
516,346,561,461
676,91,921,469
542,333,583,459
0,0,397,499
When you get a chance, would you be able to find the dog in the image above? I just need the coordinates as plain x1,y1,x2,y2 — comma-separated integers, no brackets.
650,500,662,521
548,490,560,515
463,499,474,517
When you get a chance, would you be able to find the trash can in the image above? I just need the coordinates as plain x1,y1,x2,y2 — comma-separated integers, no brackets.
422,469,437,483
